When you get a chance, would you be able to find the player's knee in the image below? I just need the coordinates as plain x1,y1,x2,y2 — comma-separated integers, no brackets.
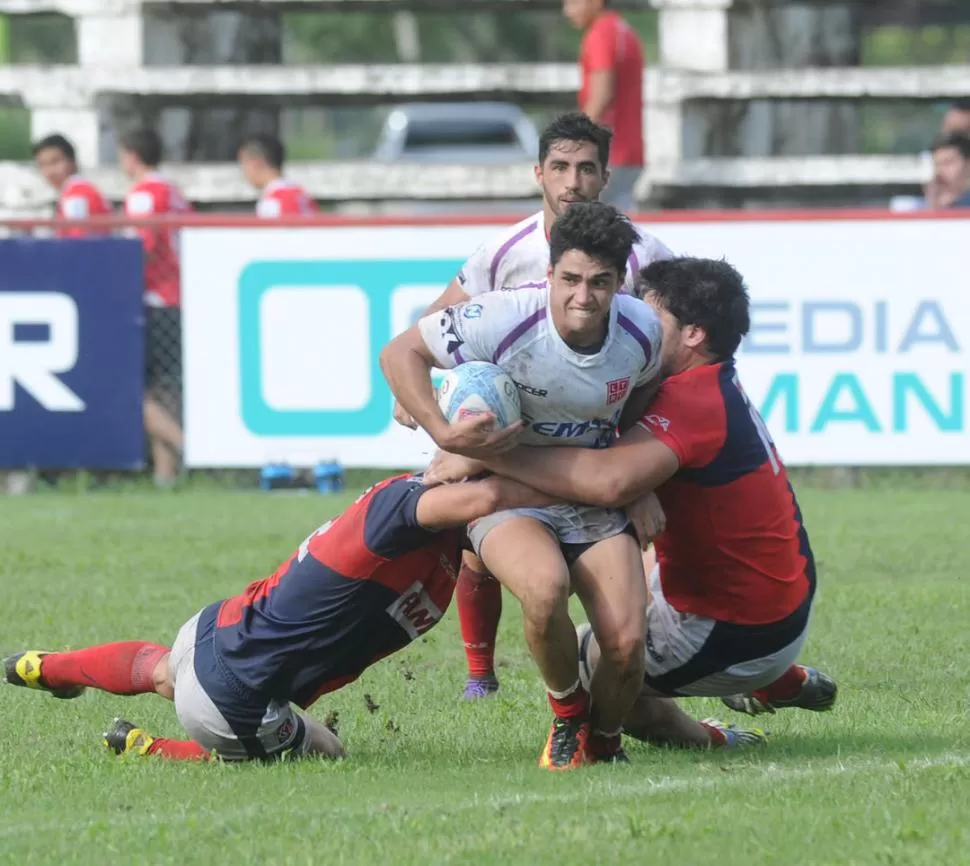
597,627,645,676
152,653,174,700
522,573,571,633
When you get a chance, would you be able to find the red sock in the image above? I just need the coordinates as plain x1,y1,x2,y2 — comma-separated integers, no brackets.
752,665,807,704
700,722,727,747
548,682,589,720
41,642,170,695
146,739,211,761
456,565,502,679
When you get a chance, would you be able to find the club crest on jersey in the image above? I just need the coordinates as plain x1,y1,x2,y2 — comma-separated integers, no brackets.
643,414,670,432
462,304,482,320
606,377,631,405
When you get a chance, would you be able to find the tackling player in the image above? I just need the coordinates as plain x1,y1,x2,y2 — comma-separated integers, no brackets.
427,257,838,750
382,202,663,769
395,111,673,703
4,470,554,762
32,134,112,236
237,134,318,217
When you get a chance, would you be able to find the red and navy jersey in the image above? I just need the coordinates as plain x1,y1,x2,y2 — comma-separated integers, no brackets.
204,475,462,708
639,361,815,625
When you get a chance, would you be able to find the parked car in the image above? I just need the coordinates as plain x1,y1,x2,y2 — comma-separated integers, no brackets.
373,102,540,164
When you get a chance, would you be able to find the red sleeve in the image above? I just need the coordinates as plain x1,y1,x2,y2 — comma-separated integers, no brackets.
637,374,726,469
584,16,618,72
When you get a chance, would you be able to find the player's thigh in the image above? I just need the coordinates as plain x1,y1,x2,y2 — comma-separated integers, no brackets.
641,566,809,697
477,513,571,616
462,549,487,573
569,528,647,656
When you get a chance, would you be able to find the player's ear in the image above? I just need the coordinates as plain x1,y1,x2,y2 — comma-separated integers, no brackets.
683,324,707,350
546,263,555,284
534,163,543,186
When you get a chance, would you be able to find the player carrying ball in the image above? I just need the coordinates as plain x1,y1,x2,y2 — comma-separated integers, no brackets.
427,257,838,750
3,472,552,762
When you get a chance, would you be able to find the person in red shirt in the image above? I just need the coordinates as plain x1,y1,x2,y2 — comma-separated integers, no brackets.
32,134,113,236
564,0,645,211
4,471,551,762
427,257,838,751
119,128,192,487
237,134,318,218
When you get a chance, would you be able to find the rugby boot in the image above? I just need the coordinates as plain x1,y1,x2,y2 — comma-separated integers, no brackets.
722,667,838,717
461,673,499,700
3,651,85,700
538,717,591,770
702,718,768,749
103,718,155,756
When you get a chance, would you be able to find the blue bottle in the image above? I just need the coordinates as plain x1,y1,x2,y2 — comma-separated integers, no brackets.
314,460,345,494
260,463,295,491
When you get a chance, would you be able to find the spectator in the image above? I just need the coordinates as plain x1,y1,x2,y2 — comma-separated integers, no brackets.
119,128,190,488
941,99,970,137
237,134,318,217
563,0,644,211
925,133,970,210
32,134,112,235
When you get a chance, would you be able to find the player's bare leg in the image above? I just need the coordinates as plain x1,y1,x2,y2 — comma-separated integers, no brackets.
144,396,183,486
577,633,765,750
479,518,589,770
570,531,646,762
456,550,502,699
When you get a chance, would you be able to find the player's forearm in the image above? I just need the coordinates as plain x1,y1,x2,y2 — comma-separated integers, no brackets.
583,71,614,122
422,279,471,317
421,476,558,529
485,447,636,508
379,339,449,443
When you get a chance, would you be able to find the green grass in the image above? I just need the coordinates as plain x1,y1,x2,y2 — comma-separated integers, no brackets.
0,485,968,865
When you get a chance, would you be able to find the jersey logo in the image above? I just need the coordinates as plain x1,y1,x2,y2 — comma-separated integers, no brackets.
297,520,334,561
462,304,482,320
514,380,548,398
643,414,670,432
439,308,464,355
606,377,631,405
386,582,445,639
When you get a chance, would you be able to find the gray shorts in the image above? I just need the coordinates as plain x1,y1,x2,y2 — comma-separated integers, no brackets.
467,504,629,559
168,609,312,761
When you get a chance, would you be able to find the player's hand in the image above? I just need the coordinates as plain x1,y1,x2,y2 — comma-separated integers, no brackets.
626,491,666,548
425,450,487,484
435,413,524,459
392,400,418,430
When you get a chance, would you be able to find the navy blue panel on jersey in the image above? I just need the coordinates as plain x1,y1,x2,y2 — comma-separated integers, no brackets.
363,476,438,559
679,362,773,488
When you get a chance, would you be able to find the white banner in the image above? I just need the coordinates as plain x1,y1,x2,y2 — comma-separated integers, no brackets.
182,216,969,468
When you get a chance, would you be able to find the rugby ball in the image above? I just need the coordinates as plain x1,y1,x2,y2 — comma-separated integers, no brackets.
436,362,522,429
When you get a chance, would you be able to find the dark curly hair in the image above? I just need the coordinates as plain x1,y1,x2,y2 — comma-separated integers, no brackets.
538,112,612,171
549,201,637,277
640,257,751,360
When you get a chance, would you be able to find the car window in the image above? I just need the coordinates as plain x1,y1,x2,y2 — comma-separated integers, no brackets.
404,119,520,150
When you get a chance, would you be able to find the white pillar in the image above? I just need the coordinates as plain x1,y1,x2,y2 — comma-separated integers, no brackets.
655,0,731,73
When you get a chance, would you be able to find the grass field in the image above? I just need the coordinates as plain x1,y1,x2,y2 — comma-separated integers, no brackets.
1,483,969,865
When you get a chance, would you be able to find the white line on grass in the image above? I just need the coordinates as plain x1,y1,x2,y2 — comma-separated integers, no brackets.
0,751,967,840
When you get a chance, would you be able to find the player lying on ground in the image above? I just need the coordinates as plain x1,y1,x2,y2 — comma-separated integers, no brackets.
426,257,838,751
392,112,673,702
3,470,554,762
382,202,667,770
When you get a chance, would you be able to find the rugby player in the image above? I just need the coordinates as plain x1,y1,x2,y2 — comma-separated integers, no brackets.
3,471,553,762
381,202,663,769
32,133,112,236
394,111,673,703
426,257,838,751
237,134,318,217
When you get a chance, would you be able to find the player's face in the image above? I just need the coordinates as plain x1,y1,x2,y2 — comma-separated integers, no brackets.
118,147,138,179
942,108,970,136
932,146,970,196
562,0,602,29
34,147,73,190
548,250,620,342
645,291,707,375
536,140,608,219
238,149,265,189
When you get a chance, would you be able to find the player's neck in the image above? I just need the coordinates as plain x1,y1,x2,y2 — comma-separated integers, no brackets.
554,315,609,353
260,171,283,190
130,165,156,183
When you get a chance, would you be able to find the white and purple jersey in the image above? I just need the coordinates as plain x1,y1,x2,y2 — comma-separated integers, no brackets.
456,210,673,299
418,287,663,449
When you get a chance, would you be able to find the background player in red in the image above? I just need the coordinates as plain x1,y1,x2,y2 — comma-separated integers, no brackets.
237,133,318,217
4,465,554,762
564,0,645,211
428,257,838,751
32,133,112,236
120,128,191,487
